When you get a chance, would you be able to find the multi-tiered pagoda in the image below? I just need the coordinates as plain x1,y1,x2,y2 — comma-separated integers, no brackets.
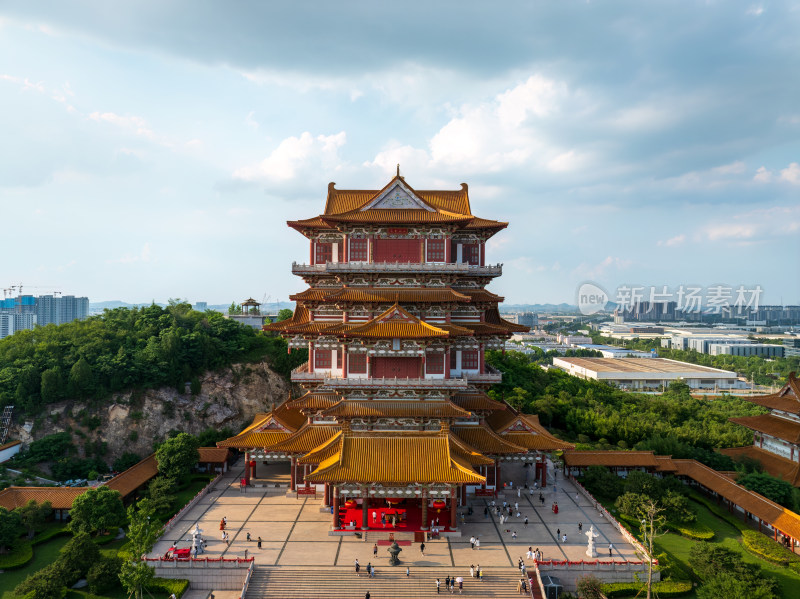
220,174,572,536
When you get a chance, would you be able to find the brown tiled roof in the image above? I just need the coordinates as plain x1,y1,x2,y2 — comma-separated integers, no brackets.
263,305,310,331
486,409,518,432
720,445,800,486
562,451,660,468
0,440,22,452
485,307,529,332
451,426,526,454
305,434,486,484
672,459,800,541
503,431,574,451
0,486,86,510
654,456,678,472
322,399,471,419
106,454,158,498
730,414,800,444
198,447,231,463
738,374,800,414
322,210,474,225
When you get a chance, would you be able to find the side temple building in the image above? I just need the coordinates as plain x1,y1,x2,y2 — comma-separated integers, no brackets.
219,175,572,535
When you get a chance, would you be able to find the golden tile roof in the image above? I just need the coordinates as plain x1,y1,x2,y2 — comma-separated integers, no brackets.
272,402,309,431
265,425,340,454
322,399,472,419
305,434,486,484
448,434,496,466
263,305,310,331
0,486,88,510
285,392,341,411
218,430,292,449
720,445,800,487
324,178,473,216
343,303,451,339
298,432,343,465
738,373,800,414
503,431,575,451
486,409,518,432
451,426,526,454
730,414,800,444
451,391,508,412
289,178,507,232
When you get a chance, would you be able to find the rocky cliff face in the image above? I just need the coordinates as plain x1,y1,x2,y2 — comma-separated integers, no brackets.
12,360,292,460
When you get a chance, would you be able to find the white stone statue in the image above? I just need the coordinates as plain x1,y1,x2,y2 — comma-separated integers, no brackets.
585,524,599,557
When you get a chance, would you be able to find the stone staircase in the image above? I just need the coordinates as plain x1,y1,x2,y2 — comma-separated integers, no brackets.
245,566,526,598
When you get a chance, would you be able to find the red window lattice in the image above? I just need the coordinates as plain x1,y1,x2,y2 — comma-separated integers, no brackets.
349,238,368,262
462,244,480,265
426,353,444,374
314,349,331,369
450,350,457,369
315,243,332,264
349,353,367,374
461,350,479,370
426,239,445,262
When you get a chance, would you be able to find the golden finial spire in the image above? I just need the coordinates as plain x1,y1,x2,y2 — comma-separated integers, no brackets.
396,163,400,177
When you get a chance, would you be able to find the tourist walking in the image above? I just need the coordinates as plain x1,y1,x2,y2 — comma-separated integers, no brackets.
470,564,475,578
578,521,583,532
445,576,450,592
457,576,463,593
556,528,560,539
365,592,370,599
524,516,529,527
512,530,517,540
475,538,480,550
257,536,262,549
478,566,483,581
470,536,475,549
369,562,375,577
609,543,613,557
420,542,425,556
562,533,567,543
355,559,360,576
373,543,378,557
526,547,533,559
246,532,251,541
406,566,410,577
436,578,441,594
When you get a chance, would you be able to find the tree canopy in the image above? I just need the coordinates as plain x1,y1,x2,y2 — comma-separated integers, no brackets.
0,302,306,413
155,432,200,481
68,486,126,536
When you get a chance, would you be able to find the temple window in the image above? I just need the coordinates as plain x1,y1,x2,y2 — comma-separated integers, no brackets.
349,353,367,373
461,350,479,370
314,349,332,369
426,353,444,374
426,239,445,262
350,238,368,262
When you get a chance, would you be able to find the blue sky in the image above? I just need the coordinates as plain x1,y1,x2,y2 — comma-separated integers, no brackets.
1,1,798,307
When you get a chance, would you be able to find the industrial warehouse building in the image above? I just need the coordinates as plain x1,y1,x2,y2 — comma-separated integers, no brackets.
552,357,743,390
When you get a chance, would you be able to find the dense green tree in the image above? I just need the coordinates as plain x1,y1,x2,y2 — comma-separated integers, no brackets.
146,476,176,514
689,543,779,599
155,432,200,481
68,486,126,536
68,357,94,396
277,308,293,321
15,499,52,539
196,426,233,447
113,451,142,472
737,472,796,511
0,506,21,552
60,532,101,581
120,498,159,599
40,366,64,402
87,555,124,595
14,562,69,599
576,575,605,599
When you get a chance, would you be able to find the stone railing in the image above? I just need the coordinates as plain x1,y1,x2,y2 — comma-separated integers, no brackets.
292,261,503,276
461,370,502,383
324,377,468,389
239,559,255,599
146,557,254,591
161,473,222,535
569,475,654,563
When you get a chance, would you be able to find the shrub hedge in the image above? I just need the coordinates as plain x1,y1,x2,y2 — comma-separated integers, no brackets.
32,524,71,546
0,538,34,569
149,578,190,597
603,580,693,597
688,494,746,532
741,529,800,567
667,520,714,541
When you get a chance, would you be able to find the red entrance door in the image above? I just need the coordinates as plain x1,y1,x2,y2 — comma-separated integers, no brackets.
373,239,421,263
372,357,422,378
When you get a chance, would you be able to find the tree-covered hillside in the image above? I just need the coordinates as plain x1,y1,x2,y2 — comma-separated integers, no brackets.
488,350,765,467
0,302,305,415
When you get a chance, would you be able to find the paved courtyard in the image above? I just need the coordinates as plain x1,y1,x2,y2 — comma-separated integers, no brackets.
151,458,638,578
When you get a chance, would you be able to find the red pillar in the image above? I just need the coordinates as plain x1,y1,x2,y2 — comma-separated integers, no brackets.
480,241,485,266
421,489,429,530
540,460,547,488
332,486,340,528
461,483,467,505
290,457,296,491
252,459,257,479
445,348,451,379
479,343,485,374
450,488,458,529
244,451,251,485
362,487,369,529
310,241,315,265
309,342,315,373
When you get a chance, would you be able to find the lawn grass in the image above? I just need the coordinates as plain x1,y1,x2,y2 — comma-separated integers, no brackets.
0,534,70,599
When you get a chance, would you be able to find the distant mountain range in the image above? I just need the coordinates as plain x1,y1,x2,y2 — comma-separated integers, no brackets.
500,303,580,313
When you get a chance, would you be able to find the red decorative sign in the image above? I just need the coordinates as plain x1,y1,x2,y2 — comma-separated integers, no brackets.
387,227,408,235
297,488,317,496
